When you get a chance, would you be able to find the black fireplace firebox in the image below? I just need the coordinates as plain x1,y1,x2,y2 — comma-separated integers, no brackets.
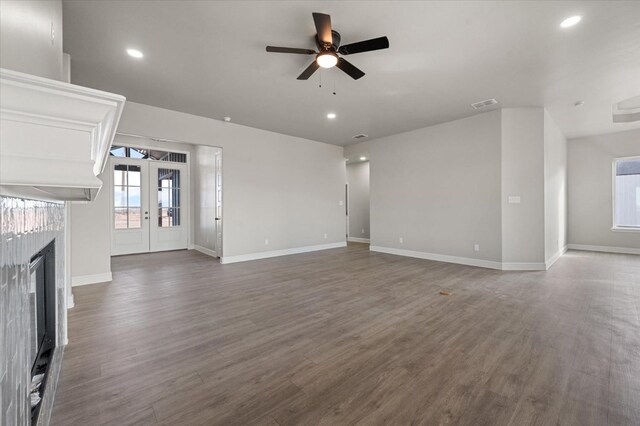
29,240,56,424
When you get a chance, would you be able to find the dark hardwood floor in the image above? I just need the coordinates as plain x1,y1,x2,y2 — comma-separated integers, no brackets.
51,244,640,425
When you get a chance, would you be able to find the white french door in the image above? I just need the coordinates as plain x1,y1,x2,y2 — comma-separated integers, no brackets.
111,157,189,255
149,161,190,252
111,158,150,255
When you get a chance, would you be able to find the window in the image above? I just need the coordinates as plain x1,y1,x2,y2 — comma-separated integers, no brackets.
157,168,181,227
614,157,640,229
110,145,187,163
114,164,142,229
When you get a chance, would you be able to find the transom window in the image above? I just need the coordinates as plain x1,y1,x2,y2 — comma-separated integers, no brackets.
614,157,640,229
110,145,187,163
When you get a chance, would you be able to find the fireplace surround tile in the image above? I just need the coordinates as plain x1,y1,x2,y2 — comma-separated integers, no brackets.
0,197,66,426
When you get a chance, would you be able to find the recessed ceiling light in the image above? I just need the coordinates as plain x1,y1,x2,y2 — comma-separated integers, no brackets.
327,113,337,119
560,16,581,28
126,48,144,58
574,101,585,107
359,156,367,161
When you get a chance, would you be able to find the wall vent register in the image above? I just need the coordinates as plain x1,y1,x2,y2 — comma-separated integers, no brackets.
471,98,498,109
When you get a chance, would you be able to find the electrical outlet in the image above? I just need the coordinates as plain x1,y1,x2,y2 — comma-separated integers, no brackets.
399,237,404,244
339,200,344,206
361,229,365,234
264,238,269,245
474,244,480,252
324,233,328,239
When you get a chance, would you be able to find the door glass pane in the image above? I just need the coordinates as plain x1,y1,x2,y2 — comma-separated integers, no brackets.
158,188,181,208
157,168,181,227
128,208,141,228
114,208,128,229
128,187,141,207
128,165,141,186
158,207,180,227
114,164,144,229
114,187,127,207
114,167,127,186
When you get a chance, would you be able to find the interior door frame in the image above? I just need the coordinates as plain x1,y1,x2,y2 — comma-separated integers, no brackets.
111,133,224,261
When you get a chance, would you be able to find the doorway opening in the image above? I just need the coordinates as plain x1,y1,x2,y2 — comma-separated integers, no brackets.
109,135,223,259
346,159,370,244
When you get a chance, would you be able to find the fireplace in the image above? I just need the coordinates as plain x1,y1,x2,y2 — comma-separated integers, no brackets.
1,197,67,426
28,240,57,424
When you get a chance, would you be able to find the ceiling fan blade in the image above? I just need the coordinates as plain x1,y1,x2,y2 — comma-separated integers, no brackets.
338,36,389,55
336,58,365,80
312,13,332,45
266,46,315,55
297,61,320,80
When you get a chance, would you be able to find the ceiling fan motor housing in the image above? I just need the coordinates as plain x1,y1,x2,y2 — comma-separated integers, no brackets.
316,30,341,51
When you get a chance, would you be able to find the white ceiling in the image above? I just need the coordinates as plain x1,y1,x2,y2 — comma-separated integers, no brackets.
62,1,640,146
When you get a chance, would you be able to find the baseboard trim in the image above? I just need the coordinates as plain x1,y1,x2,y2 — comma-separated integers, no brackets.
369,246,553,271
370,246,504,270
567,244,640,255
71,272,112,286
347,237,370,243
501,262,547,271
193,245,217,258
545,245,568,269
221,242,347,264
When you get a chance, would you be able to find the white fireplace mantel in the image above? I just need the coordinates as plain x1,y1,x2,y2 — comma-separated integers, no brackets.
0,68,126,201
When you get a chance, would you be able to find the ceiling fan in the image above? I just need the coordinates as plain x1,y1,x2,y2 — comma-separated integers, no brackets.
266,12,389,80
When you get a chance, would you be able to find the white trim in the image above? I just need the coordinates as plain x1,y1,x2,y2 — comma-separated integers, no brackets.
544,245,568,269
193,245,217,258
567,244,640,255
611,227,640,232
221,242,347,264
72,272,113,286
67,294,75,309
501,262,547,271
612,156,640,230
370,246,552,271
370,246,504,270
348,237,370,243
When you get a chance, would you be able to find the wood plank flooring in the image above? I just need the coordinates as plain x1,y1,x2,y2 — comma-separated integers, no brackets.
51,244,640,425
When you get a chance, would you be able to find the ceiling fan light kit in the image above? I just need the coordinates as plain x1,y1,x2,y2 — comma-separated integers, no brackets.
266,12,389,81
317,52,338,68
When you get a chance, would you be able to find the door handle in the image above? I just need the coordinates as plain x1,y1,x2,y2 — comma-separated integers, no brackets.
215,218,221,221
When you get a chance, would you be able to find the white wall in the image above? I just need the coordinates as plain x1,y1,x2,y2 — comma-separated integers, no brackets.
568,129,640,252
501,108,545,265
544,111,567,262
345,107,570,270
70,101,346,280
346,162,370,240
0,0,63,80
193,145,220,254
346,110,503,265
70,169,111,285
117,102,346,261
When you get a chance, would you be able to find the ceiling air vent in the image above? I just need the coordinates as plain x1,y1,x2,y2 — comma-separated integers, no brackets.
471,98,498,110
352,134,369,139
